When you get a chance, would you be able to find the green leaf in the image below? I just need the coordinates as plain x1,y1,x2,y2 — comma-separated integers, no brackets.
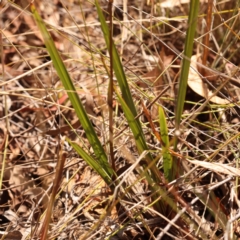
30,4,113,178
159,106,173,182
114,87,147,153
173,0,200,178
95,0,139,121
175,0,200,129
67,139,112,186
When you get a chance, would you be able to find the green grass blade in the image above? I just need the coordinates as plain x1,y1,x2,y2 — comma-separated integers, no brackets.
159,106,173,182
95,1,167,212
114,87,147,153
114,86,166,213
95,0,138,120
173,0,199,179
67,139,112,186
175,0,200,129
30,4,113,178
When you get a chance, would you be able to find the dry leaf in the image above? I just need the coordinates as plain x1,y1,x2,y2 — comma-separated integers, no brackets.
188,160,240,177
159,0,207,8
188,55,230,104
23,187,49,211
9,165,33,194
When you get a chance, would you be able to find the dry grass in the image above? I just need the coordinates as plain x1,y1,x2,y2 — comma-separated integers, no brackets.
0,0,240,239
